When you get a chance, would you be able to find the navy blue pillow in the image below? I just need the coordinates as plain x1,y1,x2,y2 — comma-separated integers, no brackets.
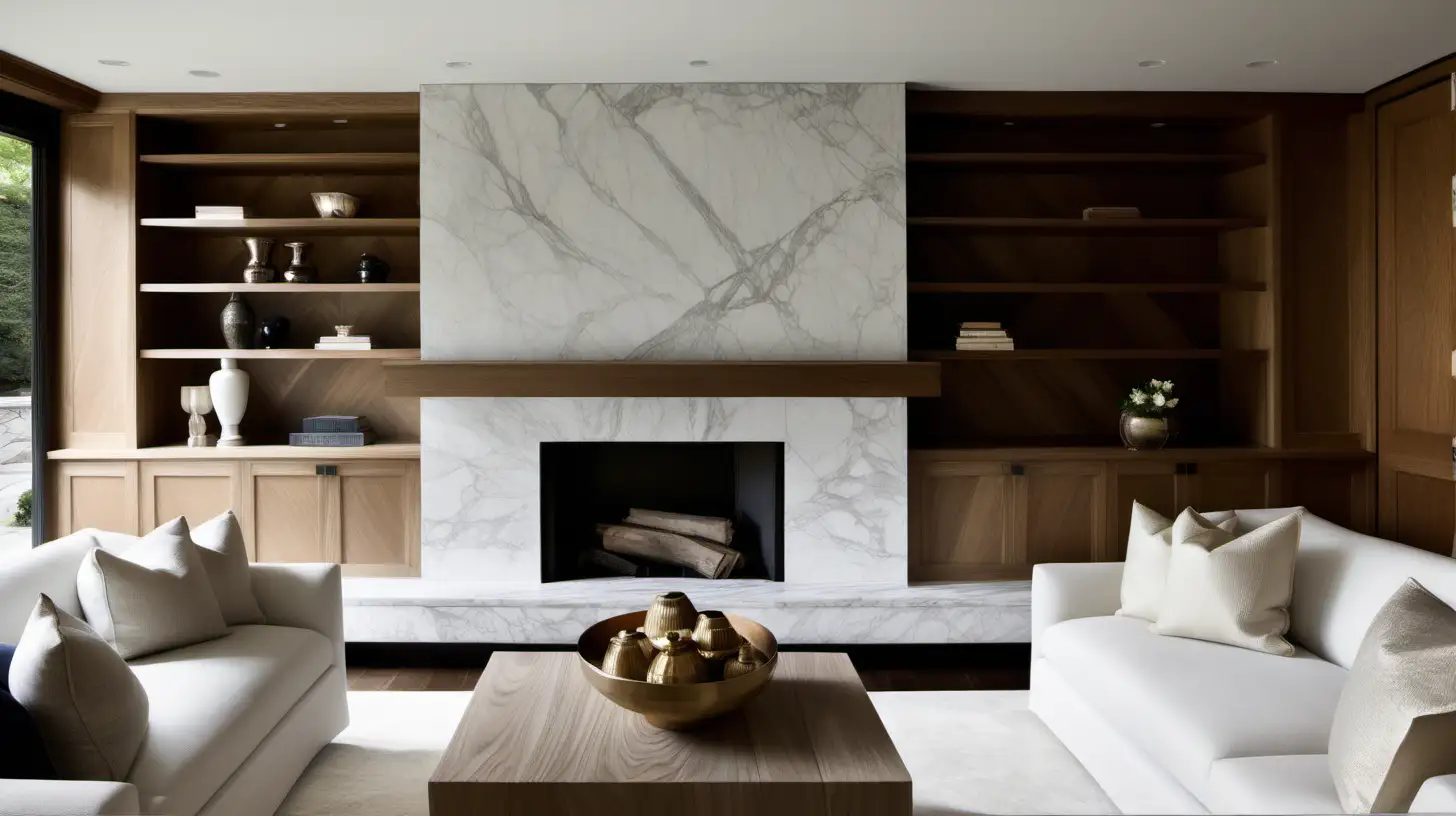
0,644,58,779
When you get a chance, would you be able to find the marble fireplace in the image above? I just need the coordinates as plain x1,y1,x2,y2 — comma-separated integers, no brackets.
341,83,1032,644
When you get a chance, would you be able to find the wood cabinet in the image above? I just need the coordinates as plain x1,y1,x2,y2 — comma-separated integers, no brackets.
910,460,1023,581
51,456,419,574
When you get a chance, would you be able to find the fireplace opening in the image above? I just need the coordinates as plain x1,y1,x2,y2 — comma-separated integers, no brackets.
540,442,785,582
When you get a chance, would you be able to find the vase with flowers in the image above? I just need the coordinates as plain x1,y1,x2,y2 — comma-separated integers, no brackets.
1119,378,1179,451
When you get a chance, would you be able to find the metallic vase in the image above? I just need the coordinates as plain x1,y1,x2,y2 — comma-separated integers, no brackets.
600,630,651,681
1120,413,1170,451
220,293,255,350
645,631,708,685
722,642,766,680
283,242,316,283
241,237,276,283
691,611,743,662
644,591,698,649
357,253,391,283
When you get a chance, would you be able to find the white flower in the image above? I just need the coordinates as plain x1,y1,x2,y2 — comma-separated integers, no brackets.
1160,380,1175,393
1130,390,1148,405
1149,379,1163,389
1152,392,1166,407
1166,398,1179,408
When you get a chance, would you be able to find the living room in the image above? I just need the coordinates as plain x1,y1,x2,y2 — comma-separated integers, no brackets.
2,2,1456,814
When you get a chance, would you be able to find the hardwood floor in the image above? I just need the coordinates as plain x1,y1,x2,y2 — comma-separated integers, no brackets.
346,645,1031,692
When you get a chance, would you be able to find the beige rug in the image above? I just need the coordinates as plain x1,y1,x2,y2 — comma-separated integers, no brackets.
277,689,1117,816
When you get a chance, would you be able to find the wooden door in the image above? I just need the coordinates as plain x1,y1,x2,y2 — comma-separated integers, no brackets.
138,461,242,530
50,461,138,536
1377,80,1456,553
1186,460,1277,513
1024,462,1108,563
336,460,420,576
240,462,330,563
909,460,1023,581
1106,461,1183,558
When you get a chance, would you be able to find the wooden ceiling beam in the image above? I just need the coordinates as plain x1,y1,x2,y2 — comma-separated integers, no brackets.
0,51,99,112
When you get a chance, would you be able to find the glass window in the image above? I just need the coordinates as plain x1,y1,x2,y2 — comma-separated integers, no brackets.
0,133,32,555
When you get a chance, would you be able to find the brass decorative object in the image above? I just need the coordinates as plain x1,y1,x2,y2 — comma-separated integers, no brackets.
632,627,657,659
600,630,651,681
241,237,276,283
645,632,708,685
282,241,316,282
1119,413,1170,451
723,642,767,680
691,610,743,661
643,591,698,648
311,191,359,218
578,609,779,730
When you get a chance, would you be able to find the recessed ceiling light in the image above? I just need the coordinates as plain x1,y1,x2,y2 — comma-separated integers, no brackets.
98,59,129,67
1245,59,1279,69
445,61,472,69
333,119,348,124
188,69,220,78
689,60,710,68
1137,59,1167,69
274,123,286,129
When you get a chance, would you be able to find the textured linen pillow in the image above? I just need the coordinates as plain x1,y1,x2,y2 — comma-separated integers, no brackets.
1117,503,1237,621
1152,509,1301,656
1329,579,1456,814
77,516,228,659
190,510,263,625
7,595,148,781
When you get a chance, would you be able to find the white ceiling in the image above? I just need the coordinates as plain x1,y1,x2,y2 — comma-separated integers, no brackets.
4,0,1454,94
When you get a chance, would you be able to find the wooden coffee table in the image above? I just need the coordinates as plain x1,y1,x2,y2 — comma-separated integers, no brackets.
430,651,912,815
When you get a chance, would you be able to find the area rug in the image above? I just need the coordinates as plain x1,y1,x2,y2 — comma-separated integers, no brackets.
277,689,1118,816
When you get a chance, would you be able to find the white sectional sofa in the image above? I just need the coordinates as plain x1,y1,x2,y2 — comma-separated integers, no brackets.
0,530,349,816
1030,508,1456,815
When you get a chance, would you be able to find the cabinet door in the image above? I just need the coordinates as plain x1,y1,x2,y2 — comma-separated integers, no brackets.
1024,462,1107,563
1106,461,1182,559
240,462,330,563
335,461,419,576
50,461,138,537
139,461,242,530
909,460,1023,581
1187,461,1277,512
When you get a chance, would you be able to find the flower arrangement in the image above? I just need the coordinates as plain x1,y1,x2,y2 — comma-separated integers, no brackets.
1120,378,1180,418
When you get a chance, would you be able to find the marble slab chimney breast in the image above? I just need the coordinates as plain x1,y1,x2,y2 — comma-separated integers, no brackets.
420,84,908,584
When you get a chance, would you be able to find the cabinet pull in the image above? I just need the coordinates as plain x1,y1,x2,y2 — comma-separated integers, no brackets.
1009,464,1025,476
315,465,338,476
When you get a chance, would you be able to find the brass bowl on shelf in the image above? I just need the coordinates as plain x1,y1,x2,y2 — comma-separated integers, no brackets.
577,610,778,730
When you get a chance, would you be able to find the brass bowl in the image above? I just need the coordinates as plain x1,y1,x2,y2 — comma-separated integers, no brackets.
578,610,778,730
310,192,360,218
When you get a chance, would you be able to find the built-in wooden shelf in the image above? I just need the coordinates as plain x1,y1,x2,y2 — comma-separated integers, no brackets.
908,217,1264,231
140,282,420,293
139,218,420,234
910,446,1374,462
141,348,420,360
911,348,1267,361
48,442,421,461
383,361,942,398
908,152,1265,168
909,281,1266,294
139,152,420,172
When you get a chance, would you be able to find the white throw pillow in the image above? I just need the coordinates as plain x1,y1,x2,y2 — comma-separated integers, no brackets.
7,594,149,781
190,510,264,625
1153,508,1302,656
1329,579,1456,814
1117,502,1236,622
76,516,228,659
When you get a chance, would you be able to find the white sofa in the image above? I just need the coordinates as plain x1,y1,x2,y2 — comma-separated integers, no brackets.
0,529,349,816
1030,508,1456,815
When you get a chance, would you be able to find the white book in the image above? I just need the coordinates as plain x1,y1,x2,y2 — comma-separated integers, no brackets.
959,330,1008,338
194,207,248,218
315,343,373,351
317,336,373,344
956,342,1015,350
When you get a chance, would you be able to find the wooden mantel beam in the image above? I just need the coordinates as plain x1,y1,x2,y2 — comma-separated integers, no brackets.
383,361,942,399
0,51,99,112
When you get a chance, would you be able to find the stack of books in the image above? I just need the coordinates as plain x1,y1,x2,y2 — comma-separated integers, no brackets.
315,334,372,351
194,205,249,220
1082,206,1142,220
956,322,1014,351
289,415,377,447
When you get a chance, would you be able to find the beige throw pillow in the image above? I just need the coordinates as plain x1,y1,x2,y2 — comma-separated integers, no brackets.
7,595,149,781
190,510,263,625
76,516,228,659
1329,579,1456,814
1152,509,1301,656
1117,503,1236,622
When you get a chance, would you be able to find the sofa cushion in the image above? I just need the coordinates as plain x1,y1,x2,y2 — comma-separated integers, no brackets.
189,511,265,627
1040,615,1347,800
1205,754,1341,815
1117,503,1235,622
125,624,332,816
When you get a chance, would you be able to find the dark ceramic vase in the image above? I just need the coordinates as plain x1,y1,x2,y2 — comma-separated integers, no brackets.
220,293,255,350
258,316,291,349
357,253,391,283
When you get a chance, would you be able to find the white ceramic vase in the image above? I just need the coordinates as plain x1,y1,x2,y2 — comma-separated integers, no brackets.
209,359,250,447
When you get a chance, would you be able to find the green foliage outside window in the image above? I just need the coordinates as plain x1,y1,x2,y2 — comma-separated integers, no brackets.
0,134,33,392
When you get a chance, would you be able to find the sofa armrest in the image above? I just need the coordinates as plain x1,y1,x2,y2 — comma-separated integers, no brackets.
249,562,345,669
1031,562,1124,658
0,780,139,816
1412,774,1456,813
